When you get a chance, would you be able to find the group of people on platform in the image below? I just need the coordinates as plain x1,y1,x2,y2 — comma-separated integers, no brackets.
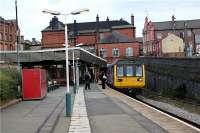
84,70,107,90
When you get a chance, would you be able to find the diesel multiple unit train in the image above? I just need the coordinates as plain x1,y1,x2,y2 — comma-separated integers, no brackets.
106,59,145,93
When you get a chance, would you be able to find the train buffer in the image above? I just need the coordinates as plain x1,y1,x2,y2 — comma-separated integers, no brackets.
1,83,199,133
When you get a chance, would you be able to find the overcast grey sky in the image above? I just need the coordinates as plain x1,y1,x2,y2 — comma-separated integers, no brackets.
1,0,200,41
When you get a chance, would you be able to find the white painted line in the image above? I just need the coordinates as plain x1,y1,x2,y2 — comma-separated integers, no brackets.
68,87,91,133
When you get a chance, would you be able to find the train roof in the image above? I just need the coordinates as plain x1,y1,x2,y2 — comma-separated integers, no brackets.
107,59,142,67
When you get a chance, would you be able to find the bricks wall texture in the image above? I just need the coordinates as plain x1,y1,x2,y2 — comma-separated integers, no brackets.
42,31,65,48
76,35,96,45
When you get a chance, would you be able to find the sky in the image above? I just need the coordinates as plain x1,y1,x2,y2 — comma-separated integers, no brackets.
1,0,200,41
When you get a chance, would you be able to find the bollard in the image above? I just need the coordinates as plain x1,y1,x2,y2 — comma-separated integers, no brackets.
73,85,76,94
66,93,71,117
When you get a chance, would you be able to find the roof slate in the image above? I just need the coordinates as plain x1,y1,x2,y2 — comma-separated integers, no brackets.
100,31,132,43
153,19,200,30
42,17,131,32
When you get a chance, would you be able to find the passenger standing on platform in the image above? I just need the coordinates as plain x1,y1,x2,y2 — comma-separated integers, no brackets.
96,71,99,83
102,73,107,89
84,71,91,90
99,71,103,84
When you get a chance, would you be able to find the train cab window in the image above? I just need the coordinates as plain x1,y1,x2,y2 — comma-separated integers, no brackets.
117,66,124,77
136,65,142,77
126,66,133,76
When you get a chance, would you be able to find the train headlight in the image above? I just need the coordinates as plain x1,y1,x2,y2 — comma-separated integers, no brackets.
137,78,143,81
117,78,123,82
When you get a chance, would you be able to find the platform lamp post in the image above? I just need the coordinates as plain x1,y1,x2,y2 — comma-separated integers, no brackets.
42,8,89,117
15,0,21,98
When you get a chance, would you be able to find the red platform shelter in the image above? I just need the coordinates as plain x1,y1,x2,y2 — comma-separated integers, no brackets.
22,69,47,100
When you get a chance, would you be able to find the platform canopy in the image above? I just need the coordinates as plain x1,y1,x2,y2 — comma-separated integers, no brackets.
0,47,107,67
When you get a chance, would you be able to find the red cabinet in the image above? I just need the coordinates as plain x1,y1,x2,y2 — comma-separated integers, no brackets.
22,69,47,100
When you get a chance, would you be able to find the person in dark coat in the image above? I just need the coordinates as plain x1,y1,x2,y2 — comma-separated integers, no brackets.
101,73,107,89
84,71,91,90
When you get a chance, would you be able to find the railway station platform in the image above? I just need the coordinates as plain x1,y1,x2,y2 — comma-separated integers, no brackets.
1,83,199,133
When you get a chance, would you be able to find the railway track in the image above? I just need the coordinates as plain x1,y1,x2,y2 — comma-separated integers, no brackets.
100,85,200,133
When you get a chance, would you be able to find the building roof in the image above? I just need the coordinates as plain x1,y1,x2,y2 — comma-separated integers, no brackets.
42,16,131,33
0,16,4,21
136,37,143,43
153,19,200,30
100,31,132,43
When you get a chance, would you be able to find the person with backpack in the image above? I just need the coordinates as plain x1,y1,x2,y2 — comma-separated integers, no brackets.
84,71,91,90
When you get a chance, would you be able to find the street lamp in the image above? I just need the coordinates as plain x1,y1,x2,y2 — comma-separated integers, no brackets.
42,8,89,116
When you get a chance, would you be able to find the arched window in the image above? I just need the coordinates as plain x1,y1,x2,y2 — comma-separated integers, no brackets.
125,47,133,56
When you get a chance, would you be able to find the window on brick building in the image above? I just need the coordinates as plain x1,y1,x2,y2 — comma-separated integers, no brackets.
187,30,192,37
195,34,200,44
10,35,12,41
112,48,119,57
0,33,3,40
156,33,162,39
180,32,185,39
69,39,74,43
125,47,133,57
100,33,104,40
99,48,107,58
5,33,8,41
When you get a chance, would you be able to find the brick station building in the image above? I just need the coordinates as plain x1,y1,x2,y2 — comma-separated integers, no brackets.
0,16,17,51
42,15,141,64
143,16,200,57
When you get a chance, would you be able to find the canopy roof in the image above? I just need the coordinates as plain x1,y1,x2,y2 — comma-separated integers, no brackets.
0,47,107,67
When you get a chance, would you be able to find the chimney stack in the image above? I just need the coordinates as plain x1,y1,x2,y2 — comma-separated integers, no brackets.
51,16,59,29
172,15,176,22
20,35,24,43
96,14,99,22
131,14,134,26
106,16,109,21
32,38,36,42
145,16,148,23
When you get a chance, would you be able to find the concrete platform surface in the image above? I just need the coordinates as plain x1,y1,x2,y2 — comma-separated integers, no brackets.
84,83,167,133
1,84,168,133
1,87,69,133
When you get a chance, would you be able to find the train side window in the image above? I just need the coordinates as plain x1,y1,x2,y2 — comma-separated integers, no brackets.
126,65,133,76
117,66,124,77
136,65,142,77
